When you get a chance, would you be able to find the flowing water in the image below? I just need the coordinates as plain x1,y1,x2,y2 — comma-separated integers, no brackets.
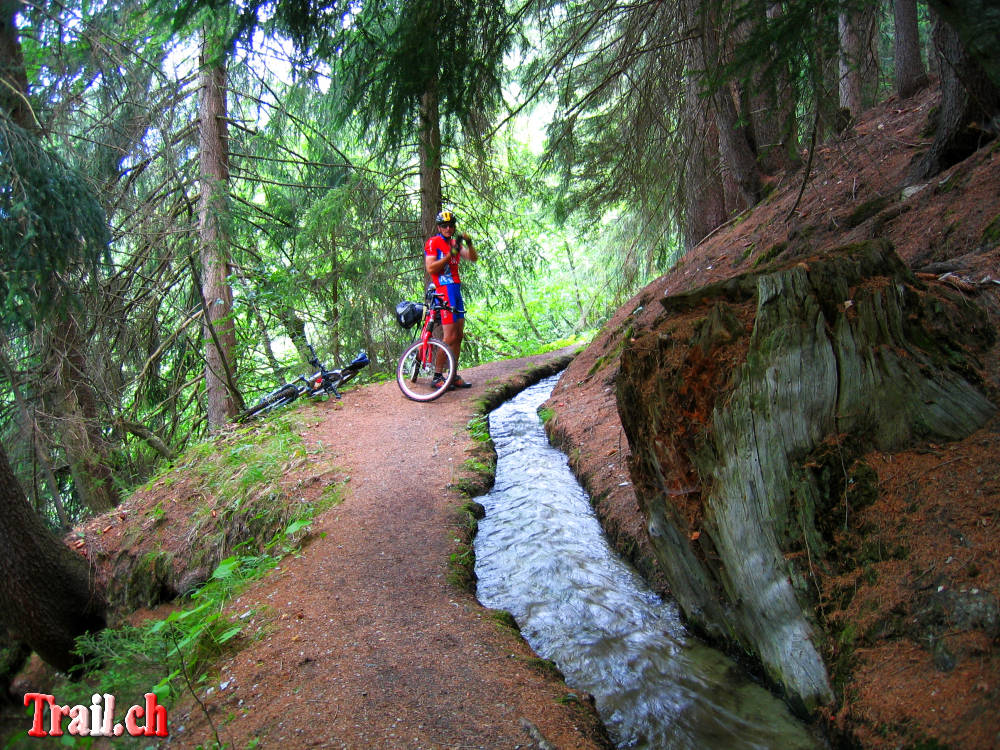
474,376,822,750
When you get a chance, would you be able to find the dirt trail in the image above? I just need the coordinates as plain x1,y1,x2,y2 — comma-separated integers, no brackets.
165,350,609,749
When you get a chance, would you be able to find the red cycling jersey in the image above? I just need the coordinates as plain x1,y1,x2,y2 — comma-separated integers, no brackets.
424,234,461,286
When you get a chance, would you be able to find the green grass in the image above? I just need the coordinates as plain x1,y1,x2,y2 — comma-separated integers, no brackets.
466,413,491,443
54,518,313,747
36,411,343,745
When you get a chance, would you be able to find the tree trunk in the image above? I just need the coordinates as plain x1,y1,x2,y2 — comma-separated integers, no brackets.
0,0,33,132
198,40,240,429
713,83,762,213
926,0,1000,90
838,11,864,119
908,12,1000,180
738,2,799,176
680,0,727,250
41,314,119,514
0,342,70,528
278,307,311,364
681,71,727,250
696,3,761,214
767,1,801,172
893,0,929,99
0,444,106,673
2,3,117,516
419,79,443,279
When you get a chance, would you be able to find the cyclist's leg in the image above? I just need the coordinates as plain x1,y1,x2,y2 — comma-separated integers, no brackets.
446,317,465,361
440,283,465,361
434,283,463,375
442,284,470,387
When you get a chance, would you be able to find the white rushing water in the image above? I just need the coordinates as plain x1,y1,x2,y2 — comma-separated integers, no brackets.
474,375,822,750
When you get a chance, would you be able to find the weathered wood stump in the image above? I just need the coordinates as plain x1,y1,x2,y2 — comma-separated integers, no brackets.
617,240,995,713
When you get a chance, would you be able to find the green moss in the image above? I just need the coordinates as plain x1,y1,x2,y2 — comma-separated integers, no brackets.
467,413,491,443
522,656,565,681
753,241,788,267
119,550,174,610
447,541,476,591
844,196,894,228
837,622,857,648
980,213,1000,245
490,609,520,633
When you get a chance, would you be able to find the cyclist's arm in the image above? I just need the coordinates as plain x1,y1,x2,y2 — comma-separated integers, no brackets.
425,252,450,275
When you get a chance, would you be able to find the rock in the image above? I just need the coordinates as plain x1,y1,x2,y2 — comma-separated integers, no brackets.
933,639,958,672
617,240,996,713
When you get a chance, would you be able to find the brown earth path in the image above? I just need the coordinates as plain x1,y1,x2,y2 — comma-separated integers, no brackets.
165,349,611,750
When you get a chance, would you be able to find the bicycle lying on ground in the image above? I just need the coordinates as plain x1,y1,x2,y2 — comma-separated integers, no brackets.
238,343,369,422
394,284,459,402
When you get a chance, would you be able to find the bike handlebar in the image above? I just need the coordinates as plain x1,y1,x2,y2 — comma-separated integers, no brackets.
424,290,459,314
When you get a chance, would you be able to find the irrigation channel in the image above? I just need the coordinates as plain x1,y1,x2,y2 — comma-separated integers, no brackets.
473,375,823,749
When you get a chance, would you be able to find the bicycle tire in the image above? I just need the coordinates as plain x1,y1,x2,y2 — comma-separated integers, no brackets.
396,337,455,402
238,384,300,422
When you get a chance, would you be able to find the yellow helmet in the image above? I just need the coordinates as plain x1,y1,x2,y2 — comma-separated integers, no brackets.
435,210,456,226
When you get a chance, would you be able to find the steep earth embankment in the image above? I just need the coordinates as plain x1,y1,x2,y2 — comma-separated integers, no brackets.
544,86,999,748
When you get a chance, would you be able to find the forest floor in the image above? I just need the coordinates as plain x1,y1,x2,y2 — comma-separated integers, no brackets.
4,350,613,749
2,83,999,749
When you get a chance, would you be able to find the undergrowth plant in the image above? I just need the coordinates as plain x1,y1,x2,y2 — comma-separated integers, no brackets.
54,519,313,748
30,413,344,748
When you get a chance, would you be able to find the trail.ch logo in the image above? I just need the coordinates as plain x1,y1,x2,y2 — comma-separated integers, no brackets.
23,692,168,738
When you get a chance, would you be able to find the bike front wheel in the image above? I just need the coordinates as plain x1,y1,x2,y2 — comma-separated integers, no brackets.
396,337,455,402
237,384,300,422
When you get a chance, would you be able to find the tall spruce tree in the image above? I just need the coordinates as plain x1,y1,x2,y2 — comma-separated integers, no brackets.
198,19,243,429
0,2,108,670
329,0,514,241
173,0,514,243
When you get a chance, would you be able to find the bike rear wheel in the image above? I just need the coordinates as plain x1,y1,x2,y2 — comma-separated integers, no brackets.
238,384,300,422
396,337,455,401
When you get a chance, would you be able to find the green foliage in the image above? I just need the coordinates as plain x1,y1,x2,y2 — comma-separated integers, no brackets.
0,120,109,319
64,514,317,724
466,414,490,443
332,0,514,151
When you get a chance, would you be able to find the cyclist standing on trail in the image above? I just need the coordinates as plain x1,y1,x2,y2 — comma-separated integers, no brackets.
424,209,477,389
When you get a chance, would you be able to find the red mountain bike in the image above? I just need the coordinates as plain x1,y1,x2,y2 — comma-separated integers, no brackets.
394,284,458,401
